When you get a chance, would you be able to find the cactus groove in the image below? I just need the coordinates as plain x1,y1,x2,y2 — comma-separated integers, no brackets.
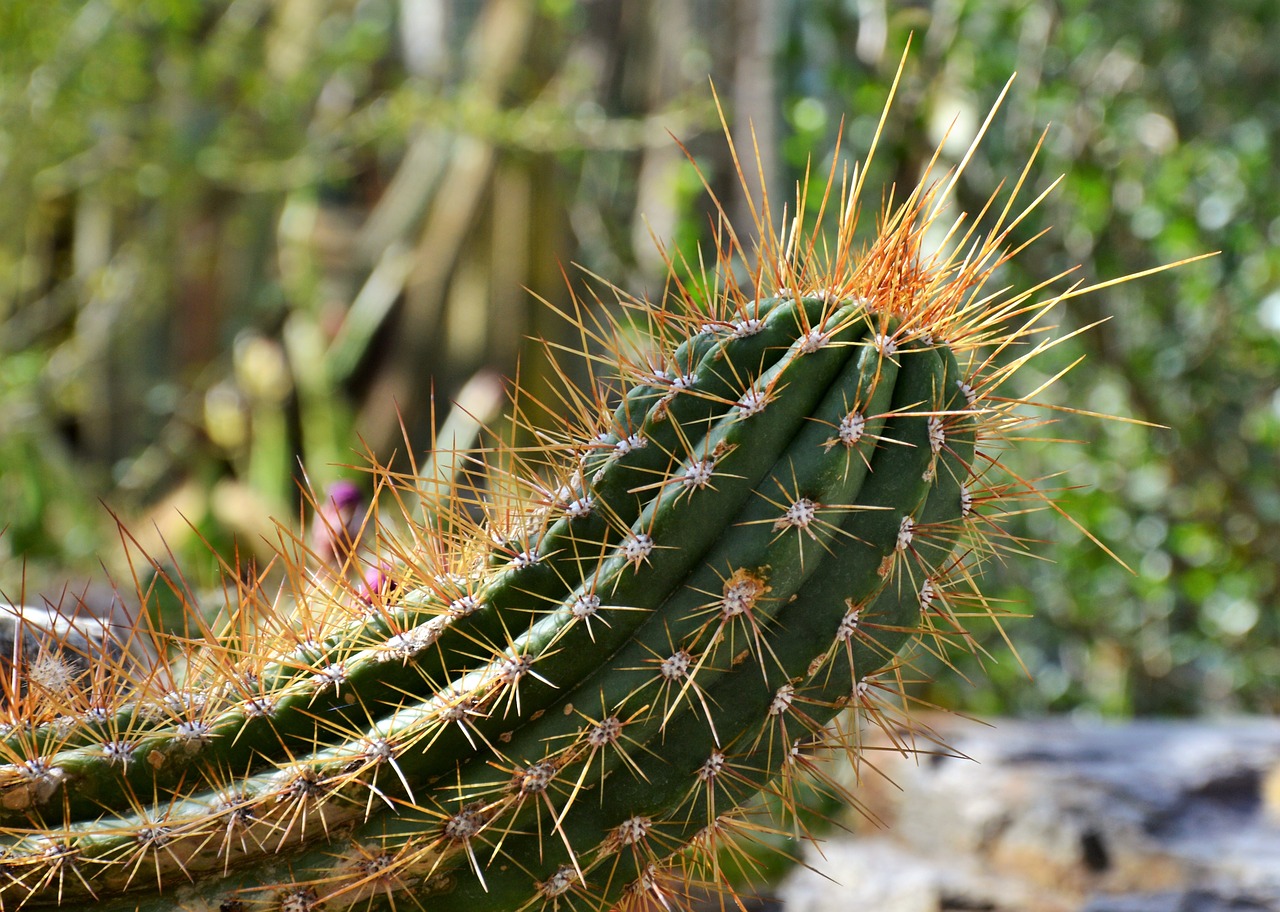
0,74,1166,912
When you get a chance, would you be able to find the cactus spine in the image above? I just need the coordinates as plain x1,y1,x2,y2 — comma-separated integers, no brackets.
0,77,1156,912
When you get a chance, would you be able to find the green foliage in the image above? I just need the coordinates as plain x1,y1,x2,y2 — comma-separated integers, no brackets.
770,0,1280,716
0,0,403,587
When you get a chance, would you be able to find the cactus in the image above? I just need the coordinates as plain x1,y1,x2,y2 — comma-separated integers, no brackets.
0,75,1179,912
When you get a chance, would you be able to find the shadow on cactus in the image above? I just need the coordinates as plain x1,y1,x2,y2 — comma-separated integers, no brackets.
0,66,1199,912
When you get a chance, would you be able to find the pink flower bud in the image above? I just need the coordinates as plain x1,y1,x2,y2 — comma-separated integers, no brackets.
310,481,365,568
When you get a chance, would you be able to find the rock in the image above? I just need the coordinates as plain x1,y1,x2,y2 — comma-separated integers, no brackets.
777,717,1280,912
0,593,159,707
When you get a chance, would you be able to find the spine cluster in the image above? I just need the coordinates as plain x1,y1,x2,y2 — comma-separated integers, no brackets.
0,80,1099,912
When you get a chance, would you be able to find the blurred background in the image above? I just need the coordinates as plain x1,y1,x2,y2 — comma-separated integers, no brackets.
1,0,1277,718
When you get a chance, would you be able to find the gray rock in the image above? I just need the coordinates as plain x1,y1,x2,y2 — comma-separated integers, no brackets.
0,597,159,706
778,717,1280,912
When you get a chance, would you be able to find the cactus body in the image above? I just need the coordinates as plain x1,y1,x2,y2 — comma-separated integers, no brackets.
0,299,978,912
0,81,1147,912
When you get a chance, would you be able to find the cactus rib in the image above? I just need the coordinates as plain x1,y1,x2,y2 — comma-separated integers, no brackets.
426,343,947,912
